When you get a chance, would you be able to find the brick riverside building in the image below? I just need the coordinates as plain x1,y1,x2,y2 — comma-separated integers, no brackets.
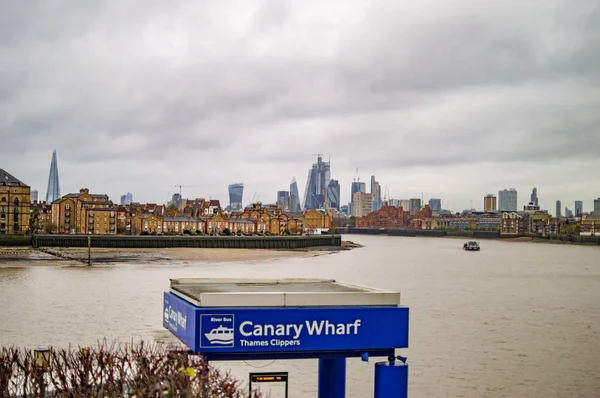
51,188,115,234
30,201,52,233
356,205,408,229
0,169,30,235
409,205,433,228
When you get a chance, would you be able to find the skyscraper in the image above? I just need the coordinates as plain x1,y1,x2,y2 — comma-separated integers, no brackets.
350,181,366,215
595,198,600,214
45,150,61,203
120,192,133,205
388,199,400,207
228,183,244,210
565,207,573,218
575,200,583,217
302,155,331,210
398,200,410,212
409,198,422,215
498,189,517,212
276,191,290,210
31,190,38,202
428,198,441,215
289,178,301,212
326,179,340,210
530,188,538,207
370,175,382,212
484,194,497,212
353,192,372,217
171,193,183,210
556,200,562,217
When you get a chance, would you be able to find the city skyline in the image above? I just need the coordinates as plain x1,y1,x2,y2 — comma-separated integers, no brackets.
13,150,600,214
2,1,599,212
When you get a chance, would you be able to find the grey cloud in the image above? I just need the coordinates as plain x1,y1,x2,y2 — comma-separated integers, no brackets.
0,0,599,210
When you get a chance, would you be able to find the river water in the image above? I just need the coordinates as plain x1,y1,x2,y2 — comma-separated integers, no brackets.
1,235,599,397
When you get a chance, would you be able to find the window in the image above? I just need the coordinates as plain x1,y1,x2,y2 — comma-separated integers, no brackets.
0,223,5,229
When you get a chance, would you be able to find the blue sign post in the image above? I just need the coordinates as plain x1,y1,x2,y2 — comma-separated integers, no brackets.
163,279,410,397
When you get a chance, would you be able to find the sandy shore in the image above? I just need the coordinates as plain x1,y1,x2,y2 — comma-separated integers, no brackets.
0,242,363,266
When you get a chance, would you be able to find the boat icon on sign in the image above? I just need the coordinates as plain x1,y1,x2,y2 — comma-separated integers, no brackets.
204,325,234,345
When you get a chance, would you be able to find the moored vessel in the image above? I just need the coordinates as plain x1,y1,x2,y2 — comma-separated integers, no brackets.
463,241,480,251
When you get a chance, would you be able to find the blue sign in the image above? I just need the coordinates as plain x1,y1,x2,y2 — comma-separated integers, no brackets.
164,292,409,354
163,292,197,349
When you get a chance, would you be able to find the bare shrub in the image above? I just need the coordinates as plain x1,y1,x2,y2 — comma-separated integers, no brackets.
0,341,260,397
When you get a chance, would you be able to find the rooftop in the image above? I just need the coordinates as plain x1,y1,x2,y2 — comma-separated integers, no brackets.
163,216,204,222
170,278,401,308
0,169,28,187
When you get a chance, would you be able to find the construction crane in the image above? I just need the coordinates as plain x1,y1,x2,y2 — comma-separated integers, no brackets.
353,167,360,182
312,193,322,209
174,185,199,196
383,186,390,203
321,187,331,211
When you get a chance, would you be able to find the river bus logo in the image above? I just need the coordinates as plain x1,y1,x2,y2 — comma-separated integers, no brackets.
200,314,235,348
204,325,234,345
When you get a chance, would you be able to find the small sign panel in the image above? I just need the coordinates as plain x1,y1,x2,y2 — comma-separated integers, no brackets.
200,314,235,348
250,372,288,398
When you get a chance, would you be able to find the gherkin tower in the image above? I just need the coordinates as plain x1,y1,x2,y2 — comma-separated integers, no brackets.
45,150,61,203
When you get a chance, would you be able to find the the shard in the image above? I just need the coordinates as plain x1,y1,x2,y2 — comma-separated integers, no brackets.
45,150,61,203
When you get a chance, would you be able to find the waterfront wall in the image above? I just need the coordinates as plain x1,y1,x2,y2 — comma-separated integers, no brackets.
340,227,600,244
341,228,501,239
27,234,341,249
0,236,30,246
525,234,600,245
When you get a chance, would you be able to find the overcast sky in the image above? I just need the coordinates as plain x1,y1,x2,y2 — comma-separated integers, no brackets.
1,0,599,212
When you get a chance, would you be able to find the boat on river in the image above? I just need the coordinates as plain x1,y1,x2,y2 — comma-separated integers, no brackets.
463,241,480,251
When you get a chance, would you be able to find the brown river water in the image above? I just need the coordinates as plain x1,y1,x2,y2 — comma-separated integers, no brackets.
1,235,599,397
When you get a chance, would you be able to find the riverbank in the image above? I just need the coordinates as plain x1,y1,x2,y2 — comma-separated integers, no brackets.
0,247,315,266
340,228,599,246
0,241,361,266
442,234,600,246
